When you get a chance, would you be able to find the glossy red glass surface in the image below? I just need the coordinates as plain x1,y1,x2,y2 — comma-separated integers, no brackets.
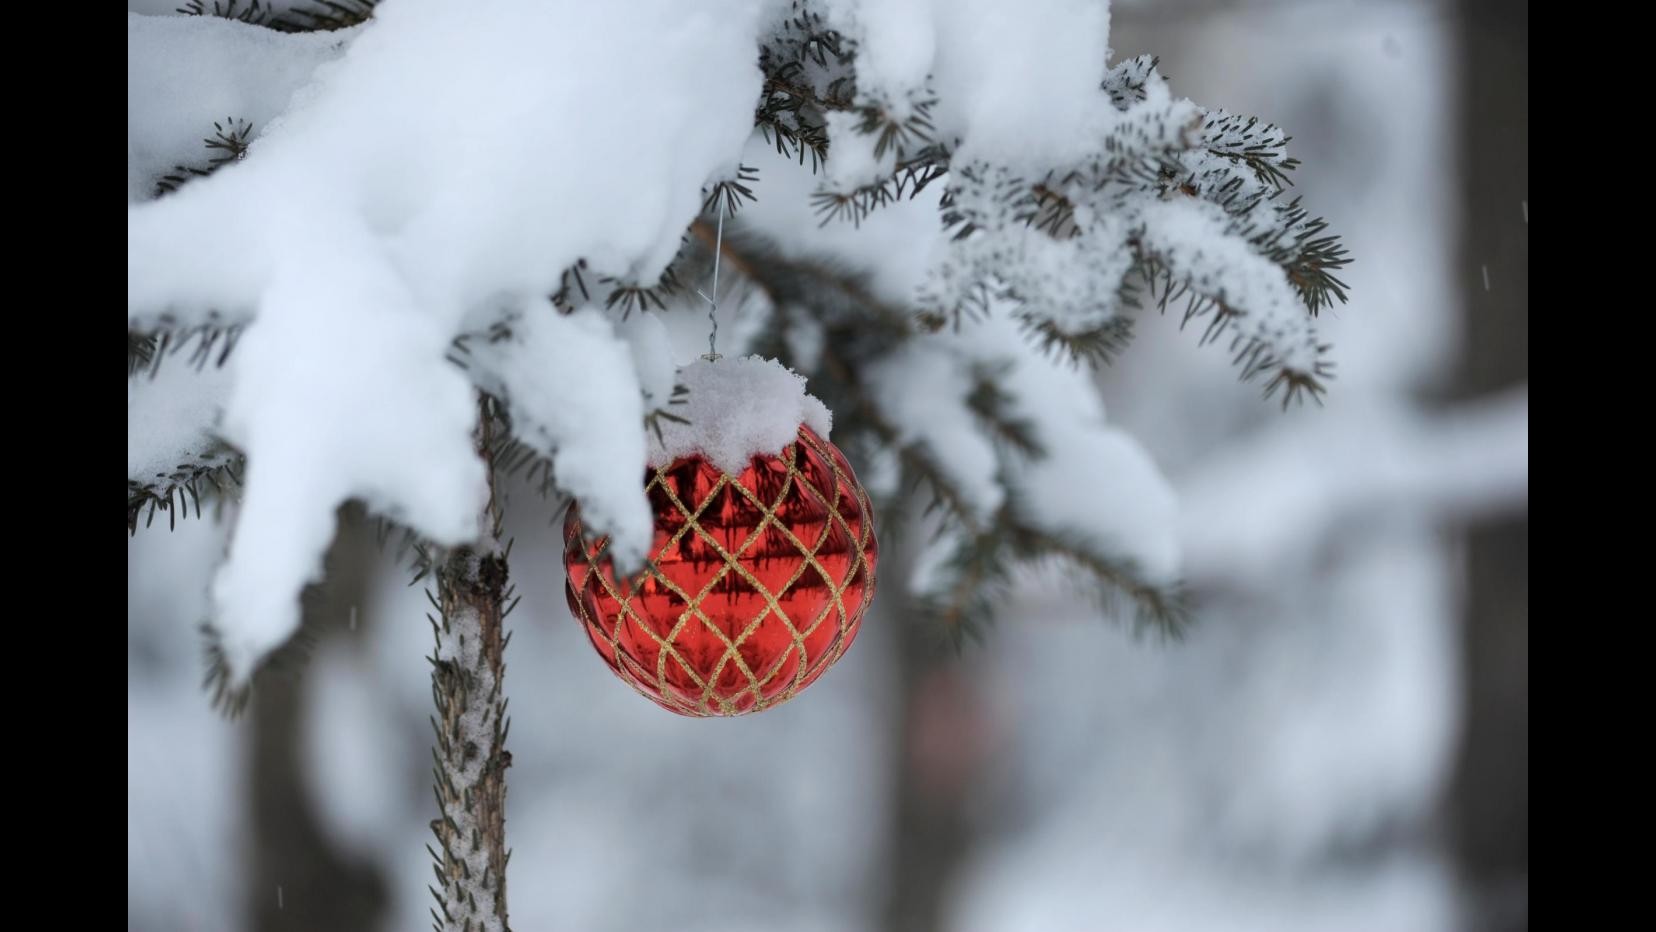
563,425,878,717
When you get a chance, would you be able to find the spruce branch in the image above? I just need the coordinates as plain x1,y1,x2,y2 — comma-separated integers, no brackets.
1130,244,1334,409
129,316,245,378
1265,201,1352,314
1017,314,1136,369
856,96,938,161
180,0,379,32
702,164,760,217
1199,111,1300,190
175,0,276,27
153,118,254,199
762,69,855,113
760,5,856,75
1023,180,1084,240
964,373,1045,459
487,433,560,502
128,452,242,534
198,502,379,717
643,382,691,449
200,619,318,718
698,222,1188,641
599,265,683,317
549,232,695,318
755,4,859,172
913,512,1190,650
756,70,835,171
809,144,951,228
371,515,437,585
128,331,158,376
914,530,1013,651
549,259,592,313
902,52,1349,395
903,444,988,539
1006,523,1189,639
275,0,378,32
1101,54,1162,110
421,351,571,511
127,318,244,530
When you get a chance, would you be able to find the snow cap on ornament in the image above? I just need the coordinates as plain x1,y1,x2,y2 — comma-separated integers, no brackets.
564,355,878,717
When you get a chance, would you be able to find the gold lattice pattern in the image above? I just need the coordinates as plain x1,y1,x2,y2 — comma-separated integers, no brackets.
564,425,878,716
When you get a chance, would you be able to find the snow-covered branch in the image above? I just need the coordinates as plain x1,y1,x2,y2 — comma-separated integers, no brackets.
128,0,764,683
126,0,1352,680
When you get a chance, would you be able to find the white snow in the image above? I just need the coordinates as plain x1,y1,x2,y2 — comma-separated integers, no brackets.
821,110,892,191
865,345,1004,525
210,230,488,681
127,13,354,204
932,312,1179,581
983,221,1135,335
740,133,946,304
825,0,1119,168
470,306,655,569
931,0,1117,167
617,312,679,414
1002,359,1180,584
646,355,831,476
869,308,1177,581
821,0,934,99
128,0,767,681
128,357,232,480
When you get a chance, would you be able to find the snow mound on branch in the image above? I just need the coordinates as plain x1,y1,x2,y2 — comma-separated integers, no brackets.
741,124,1181,585
824,0,1118,168
127,13,353,205
647,355,832,476
1002,345,1180,585
470,306,655,569
874,311,1179,585
127,0,764,684
865,347,1003,525
128,361,232,480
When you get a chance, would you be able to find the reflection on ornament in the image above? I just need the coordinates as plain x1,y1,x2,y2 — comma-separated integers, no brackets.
564,425,877,717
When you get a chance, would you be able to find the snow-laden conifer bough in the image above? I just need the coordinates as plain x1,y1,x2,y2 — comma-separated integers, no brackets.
128,1,1351,928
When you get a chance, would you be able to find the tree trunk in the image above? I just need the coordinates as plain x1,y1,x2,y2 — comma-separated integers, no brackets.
879,639,982,932
1447,2,1528,929
880,540,986,932
429,400,514,932
248,505,389,932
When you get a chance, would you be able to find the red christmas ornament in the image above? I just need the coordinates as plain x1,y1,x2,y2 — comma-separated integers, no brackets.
563,424,878,717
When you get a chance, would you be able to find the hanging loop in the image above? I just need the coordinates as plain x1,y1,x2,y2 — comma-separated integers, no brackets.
694,197,727,362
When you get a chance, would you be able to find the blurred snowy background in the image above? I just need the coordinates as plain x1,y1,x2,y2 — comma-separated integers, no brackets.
128,1,1527,930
